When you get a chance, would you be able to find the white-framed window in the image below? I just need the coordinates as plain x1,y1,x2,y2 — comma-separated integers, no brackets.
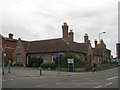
16,54,22,62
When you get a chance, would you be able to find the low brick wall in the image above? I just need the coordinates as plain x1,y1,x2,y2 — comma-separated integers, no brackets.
96,64,117,71
57,68,85,72
56,64,117,72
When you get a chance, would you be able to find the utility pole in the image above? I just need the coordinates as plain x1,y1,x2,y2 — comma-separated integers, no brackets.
2,44,6,74
99,32,106,64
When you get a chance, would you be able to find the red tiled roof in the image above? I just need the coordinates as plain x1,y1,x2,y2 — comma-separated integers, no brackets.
21,38,89,54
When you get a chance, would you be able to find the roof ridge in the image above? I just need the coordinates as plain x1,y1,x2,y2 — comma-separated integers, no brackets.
29,38,62,42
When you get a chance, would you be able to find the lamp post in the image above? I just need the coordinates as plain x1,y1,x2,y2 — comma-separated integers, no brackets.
99,32,106,43
2,43,6,74
99,32,106,64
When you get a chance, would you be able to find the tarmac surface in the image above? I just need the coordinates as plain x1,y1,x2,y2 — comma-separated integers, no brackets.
2,67,119,88
2,66,92,78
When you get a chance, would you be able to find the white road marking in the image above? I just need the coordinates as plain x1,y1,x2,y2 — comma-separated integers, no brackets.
9,79,14,80
94,83,112,88
35,84,47,87
72,80,79,82
56,82,64,84
2,80,7,82
107,76,117,80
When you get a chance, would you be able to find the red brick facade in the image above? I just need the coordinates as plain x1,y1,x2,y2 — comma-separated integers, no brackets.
0,33,17,64
12,23,111,65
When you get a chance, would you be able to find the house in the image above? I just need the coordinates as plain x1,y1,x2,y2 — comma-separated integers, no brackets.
13,22,111,66
0,33,17,64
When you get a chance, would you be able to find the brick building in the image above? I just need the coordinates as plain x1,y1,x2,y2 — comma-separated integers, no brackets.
0,33,17,64
13,22,111,66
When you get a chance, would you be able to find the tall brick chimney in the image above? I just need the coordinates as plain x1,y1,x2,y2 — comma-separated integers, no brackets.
9,33,13,39
68,29,74,42
94,39,97,47
62,22,68,41
84,33,89,43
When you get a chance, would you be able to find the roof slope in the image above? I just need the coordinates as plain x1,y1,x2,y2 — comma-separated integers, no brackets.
25,38,89,54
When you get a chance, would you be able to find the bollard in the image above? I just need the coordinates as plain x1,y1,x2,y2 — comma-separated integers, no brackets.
39,67,42,75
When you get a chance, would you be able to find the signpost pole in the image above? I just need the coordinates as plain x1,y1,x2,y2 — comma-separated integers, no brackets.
2,44,6,74
58,52,64,76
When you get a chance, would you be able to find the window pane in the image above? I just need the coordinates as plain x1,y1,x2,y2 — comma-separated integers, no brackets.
16,54,22,62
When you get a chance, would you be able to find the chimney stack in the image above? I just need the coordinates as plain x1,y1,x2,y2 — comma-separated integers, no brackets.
84,33,89,43
94,39,97,47
68,29,74,42
9,33,13,39
62,22,68,41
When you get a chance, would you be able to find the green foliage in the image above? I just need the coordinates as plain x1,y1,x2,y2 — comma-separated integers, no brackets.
60,52,90,68
41,62,57,70
110,62,117,64
32,63,39,67
102,60,109,64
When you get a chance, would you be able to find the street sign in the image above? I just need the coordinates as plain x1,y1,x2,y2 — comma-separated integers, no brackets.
53,54,59,57
67,58,74,63
58,52,64,55
4,53,7,57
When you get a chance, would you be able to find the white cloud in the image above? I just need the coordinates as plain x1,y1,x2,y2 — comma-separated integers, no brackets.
1,0,119,55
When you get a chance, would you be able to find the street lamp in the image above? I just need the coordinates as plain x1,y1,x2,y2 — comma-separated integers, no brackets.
99,32,106,43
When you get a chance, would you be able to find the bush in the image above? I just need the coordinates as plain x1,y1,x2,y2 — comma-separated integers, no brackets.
28,57,43,67
17,64,23,67
33,63,39,67
60,53,90,68
41,62,56,70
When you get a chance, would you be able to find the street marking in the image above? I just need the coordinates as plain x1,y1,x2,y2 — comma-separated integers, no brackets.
9,79,14,80
2,80,7,82
107,76,117,80
94,83,112,88
35,84,47,87
72,80,79,82
56,82,64,84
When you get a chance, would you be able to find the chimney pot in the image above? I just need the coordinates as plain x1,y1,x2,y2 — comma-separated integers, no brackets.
9,33,13,39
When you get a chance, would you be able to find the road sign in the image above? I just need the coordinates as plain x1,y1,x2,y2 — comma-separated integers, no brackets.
53,54,59,57
67,58,74,63
58,52,64,55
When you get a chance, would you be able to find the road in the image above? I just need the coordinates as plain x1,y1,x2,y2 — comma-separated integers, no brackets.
2,68,119,88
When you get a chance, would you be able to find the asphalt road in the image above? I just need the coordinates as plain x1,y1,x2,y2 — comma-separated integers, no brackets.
2,68,119,88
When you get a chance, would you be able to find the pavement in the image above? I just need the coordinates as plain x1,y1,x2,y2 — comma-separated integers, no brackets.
2,67,118,88
2,66,93,78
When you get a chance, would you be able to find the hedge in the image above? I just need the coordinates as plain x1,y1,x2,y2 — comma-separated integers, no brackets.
41,62,56,70
60,52,90,68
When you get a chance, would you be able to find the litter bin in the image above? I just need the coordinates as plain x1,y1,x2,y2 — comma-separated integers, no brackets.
68,63,74,72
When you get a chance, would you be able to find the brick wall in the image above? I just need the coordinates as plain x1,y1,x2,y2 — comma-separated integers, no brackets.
13,40,26,64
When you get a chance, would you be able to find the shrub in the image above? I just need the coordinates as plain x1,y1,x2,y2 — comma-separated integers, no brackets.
60,53,90,68
41,62,56,70
27,57,43,67
33,63,39,67
18,64,23,67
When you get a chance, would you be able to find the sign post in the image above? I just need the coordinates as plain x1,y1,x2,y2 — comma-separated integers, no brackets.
58,52,64,76
67,58,74,72
2,44,6,74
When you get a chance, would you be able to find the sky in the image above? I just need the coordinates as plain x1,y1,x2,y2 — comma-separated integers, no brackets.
0,0,119,57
